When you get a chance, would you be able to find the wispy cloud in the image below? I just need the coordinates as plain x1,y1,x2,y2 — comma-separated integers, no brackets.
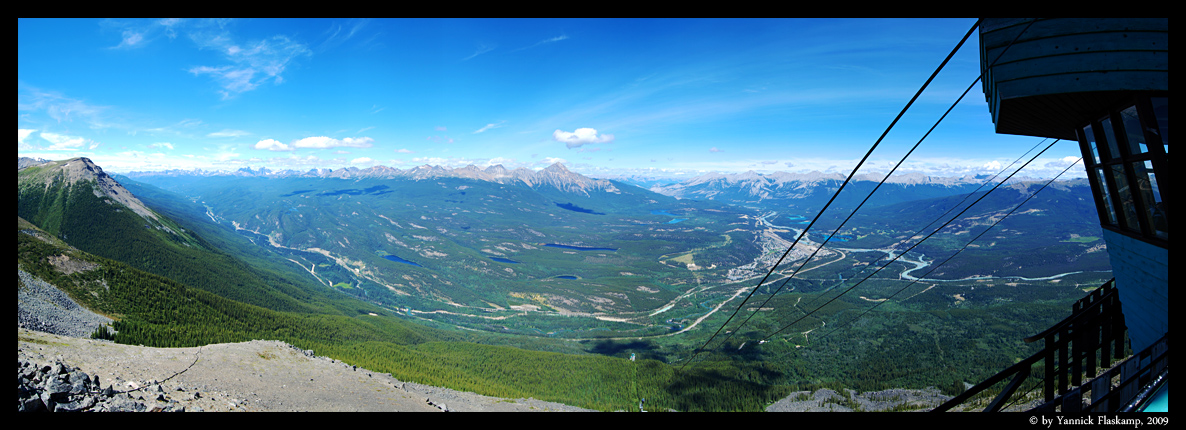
554,128,614,149
114,29,146,49
461,43,495,61
473,121,505,134
317,19,369,52
511,35,569,53
186,21,312,99
18,84,112,128
709,147,723,153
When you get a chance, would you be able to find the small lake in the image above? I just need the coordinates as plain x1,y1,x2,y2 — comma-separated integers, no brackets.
382,254,423,267
653,209,687,224
787,216,811,224
490,257,520,264
555,275,579,280
545,244,617,251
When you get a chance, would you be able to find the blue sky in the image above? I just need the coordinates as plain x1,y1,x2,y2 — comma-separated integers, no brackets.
18,18,1084,178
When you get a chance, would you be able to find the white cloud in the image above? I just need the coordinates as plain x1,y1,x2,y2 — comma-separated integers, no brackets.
395,148,415,153
340,137,374,148
18,129,36,146
981,160,1003,171
291,136,374,149
485,157,515,166
254,139,290,151
709,147,722,153
208,129,251,138
149,142,175,150
351,157,373,165
554,128,614,149
40,132,88,150
542,157,568,165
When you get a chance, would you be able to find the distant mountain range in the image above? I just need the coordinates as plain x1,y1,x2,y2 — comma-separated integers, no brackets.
644,170,1014,213
125,162,621,197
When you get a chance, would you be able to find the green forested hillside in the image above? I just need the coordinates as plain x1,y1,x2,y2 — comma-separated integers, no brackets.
19,165,340,314
19,159,1113,411
18,216,796,411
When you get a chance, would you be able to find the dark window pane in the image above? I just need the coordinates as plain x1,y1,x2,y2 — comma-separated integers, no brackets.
1150,97,1168,153
1100,116,1122,160
1135,160,1167,240
1096,168,1118,225
1121,105,1148,154
1112,165,1139,231
1083,124,1101,164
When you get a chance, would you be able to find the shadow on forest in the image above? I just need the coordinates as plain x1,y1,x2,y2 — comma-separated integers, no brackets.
584,339,666,362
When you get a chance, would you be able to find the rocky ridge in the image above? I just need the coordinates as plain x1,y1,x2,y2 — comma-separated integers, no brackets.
19,157,162,224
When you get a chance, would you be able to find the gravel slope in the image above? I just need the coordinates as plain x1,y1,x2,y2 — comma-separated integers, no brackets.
18,328,594,412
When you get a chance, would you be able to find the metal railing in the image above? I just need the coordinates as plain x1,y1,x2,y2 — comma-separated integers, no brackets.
933,279,1133,412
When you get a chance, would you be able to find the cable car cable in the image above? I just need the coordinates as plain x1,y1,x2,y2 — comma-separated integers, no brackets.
674,19,982,373
756,138,1062,343
717,17,1042,352
713,74,983,350
812,153,1082,344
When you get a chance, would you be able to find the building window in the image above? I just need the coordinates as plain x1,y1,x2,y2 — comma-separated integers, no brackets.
1077,96,1169,246
1150,97,1168,153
